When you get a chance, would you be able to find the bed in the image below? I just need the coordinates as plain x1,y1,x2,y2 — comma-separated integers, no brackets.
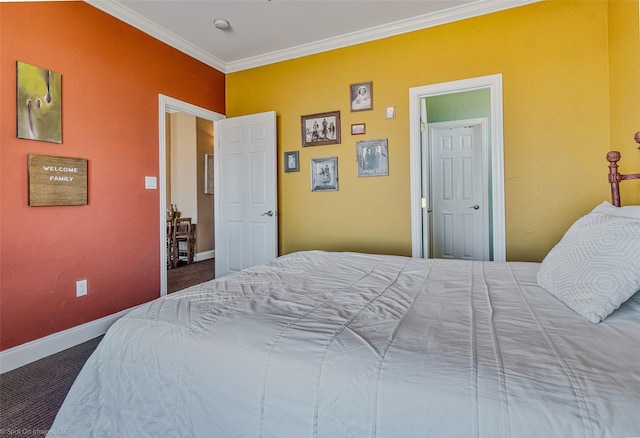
49,138,640,438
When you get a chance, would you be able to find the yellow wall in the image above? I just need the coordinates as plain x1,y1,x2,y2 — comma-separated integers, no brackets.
227,0,640,262
608,0,640,205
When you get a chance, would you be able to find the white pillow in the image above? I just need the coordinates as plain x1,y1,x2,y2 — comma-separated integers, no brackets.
537,201,640,323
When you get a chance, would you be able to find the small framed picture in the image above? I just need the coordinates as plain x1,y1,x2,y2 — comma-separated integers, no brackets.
356,138,389,177
310,157,338,191
284,151,299,173
351,123,366,135
350,81,373,112
385,106,396,119
301,111,341,147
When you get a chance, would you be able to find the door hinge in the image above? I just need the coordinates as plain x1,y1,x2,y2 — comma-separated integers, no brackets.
421,198,427,209
420,122,426,132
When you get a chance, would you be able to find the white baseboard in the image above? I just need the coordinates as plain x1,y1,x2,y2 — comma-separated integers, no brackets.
0,250,216,374
195,250,215,262
0,307,134,374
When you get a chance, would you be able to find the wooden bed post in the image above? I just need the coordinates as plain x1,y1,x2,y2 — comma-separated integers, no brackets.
607,151,622,207
607,131,640,207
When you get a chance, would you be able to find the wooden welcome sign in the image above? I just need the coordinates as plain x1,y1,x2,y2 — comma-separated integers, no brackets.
28,153,88,206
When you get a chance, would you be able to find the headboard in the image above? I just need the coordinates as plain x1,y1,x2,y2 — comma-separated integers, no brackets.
606,131,640,207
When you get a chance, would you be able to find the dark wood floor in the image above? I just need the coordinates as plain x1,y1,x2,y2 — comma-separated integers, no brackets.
167,258,215,293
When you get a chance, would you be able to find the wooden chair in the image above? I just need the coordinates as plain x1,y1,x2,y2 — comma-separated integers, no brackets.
166,219,176,269
173,217,195,266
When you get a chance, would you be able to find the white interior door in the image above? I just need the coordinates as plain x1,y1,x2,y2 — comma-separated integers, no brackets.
214,111,277,277
428,119,489,260
409,75,506,262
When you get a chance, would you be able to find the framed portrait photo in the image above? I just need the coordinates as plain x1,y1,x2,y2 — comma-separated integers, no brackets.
310,156,338,191
356,138,389,177
350,81,373,112
284,150,299,173
301,111,341,147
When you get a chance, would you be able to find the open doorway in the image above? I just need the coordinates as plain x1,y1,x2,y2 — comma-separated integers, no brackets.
158,95,225,296
409,74,506,261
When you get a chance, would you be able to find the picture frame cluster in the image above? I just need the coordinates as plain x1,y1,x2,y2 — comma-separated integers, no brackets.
285,80,389,190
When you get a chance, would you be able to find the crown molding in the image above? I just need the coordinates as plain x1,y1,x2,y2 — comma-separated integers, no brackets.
85,0,539,74
84,0,227,73
226,0,539,73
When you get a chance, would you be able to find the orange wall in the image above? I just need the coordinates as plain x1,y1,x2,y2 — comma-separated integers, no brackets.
0,2,225,350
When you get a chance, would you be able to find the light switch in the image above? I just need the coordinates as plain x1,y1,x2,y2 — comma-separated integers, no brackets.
145,176,157,190
76,279,87,297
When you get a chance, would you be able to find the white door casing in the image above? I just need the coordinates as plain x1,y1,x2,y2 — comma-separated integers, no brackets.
215,111,278,277
158,94,224,297
409,74,506,261
428,119,489,260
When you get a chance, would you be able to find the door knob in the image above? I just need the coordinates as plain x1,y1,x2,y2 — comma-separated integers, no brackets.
261,210,274,217
469,205,480,210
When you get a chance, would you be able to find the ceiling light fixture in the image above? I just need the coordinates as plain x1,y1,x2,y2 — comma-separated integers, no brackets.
213,18,230,31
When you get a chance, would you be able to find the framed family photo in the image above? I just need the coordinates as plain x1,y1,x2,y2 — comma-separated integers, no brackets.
356,138,388,177
301,111,340,147
284,151,299,173
310,157,338,191
350,81,373,112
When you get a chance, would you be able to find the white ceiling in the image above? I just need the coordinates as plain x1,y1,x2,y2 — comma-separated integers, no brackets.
85,0,536,73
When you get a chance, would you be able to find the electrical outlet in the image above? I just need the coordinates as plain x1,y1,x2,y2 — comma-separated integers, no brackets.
76,279,88,297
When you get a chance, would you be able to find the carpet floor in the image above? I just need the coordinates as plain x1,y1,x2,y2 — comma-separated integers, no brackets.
0,336,103,436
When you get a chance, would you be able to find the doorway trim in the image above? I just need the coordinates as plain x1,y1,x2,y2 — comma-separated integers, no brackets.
158,94,225,296
408,74,506,261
